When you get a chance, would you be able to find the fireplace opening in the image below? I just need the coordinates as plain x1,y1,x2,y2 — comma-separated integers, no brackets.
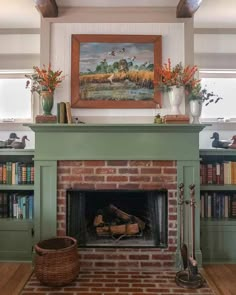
66,189,168,248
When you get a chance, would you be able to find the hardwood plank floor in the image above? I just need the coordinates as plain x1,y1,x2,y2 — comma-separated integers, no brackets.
203,264,236,295
0,262,33,295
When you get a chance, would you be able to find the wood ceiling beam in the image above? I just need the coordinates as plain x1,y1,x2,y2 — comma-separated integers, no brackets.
176,0,202,18
34,0,58,17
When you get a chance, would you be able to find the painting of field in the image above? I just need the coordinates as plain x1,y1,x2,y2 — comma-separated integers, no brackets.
79,42,154,101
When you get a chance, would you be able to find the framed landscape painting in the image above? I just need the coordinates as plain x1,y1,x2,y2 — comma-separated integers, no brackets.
71,34,162,109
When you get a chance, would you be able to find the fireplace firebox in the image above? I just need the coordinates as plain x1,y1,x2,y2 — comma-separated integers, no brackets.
66,189,168,247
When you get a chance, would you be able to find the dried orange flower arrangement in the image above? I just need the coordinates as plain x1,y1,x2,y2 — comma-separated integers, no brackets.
25,64,64,94
156,58,223,106
156,58,198,92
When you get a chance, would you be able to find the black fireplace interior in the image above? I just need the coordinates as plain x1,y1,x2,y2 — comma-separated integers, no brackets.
66,189,168,247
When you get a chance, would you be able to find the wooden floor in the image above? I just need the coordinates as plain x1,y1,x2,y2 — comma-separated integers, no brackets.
1,262,236,295
203,264,236,295
0,262,33,295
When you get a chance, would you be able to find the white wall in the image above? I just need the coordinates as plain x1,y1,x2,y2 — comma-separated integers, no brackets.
194,32,236,69
0,33,40,69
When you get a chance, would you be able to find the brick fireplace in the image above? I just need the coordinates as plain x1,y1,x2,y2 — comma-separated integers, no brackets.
57,159,177,268
27,123,205,267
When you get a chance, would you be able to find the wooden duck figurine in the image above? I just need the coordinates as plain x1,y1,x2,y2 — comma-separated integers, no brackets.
0,133,20,148
210,132,231,149
11,136,29,149
228,135,236,149
0,140,6,148
6,133,20,147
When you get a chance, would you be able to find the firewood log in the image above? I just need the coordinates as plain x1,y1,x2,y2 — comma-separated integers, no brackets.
108,204,145,230
108,204,131,221
93,214,104,226
96,226,109,235
110,224,126,235
126,223,139,235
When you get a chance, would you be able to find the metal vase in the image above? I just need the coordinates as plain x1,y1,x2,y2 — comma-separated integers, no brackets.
190,100,202,124
40,91,54,116
168,86,184,115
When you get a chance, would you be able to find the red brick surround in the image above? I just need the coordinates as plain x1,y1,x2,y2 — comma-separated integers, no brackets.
57,160,177,268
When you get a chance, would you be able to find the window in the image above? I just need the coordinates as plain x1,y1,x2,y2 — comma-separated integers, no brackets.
199,70,236,121
0,71,34,123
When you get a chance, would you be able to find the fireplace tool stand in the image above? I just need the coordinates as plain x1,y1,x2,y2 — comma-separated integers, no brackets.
175,184,205,289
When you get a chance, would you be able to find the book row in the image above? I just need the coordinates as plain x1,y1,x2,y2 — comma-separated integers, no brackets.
0,162,34,185
200,192,236,219
200,161,236,185
0,192,34,219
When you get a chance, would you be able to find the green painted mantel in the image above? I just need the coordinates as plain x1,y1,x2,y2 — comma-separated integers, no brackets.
25,123,207,267
26,123,206,161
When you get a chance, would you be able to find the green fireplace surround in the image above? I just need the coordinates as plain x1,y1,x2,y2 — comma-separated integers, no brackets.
26,123,206,266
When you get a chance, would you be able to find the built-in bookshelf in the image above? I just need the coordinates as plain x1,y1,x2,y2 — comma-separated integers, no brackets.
200,149,236,263
0,192,34,219
0,149,34,261
200,191,236,219
0,161,34,185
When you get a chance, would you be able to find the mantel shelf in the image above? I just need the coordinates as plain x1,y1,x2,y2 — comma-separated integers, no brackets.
25,123,208,133
25,123,208,161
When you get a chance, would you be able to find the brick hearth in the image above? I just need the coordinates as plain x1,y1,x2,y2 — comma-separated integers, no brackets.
57,160,178,268
21,269,214,295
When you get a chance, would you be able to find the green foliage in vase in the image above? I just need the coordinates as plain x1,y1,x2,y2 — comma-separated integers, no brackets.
25,64,64,95
185,82,223,106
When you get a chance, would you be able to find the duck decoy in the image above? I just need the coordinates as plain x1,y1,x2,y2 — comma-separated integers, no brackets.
5,133,20,146
228,135,236,149
0,140,7,148
210,132,231,149
0,133,19,148
11,136,29,149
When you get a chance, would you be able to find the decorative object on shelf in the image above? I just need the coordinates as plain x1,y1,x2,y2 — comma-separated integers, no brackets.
168,86,185,114
228,135,236,149
11,135,29,149
35,114,57,123
74,117,85,124
0,133,20,148
210,132,231,149
189,100,202,124
185,76,223,123
186,82,223,107
0,140,8,148
6,133,20,146
154,113,163,124
156,58,198,115
25,64,64,116
34,236,79,286
40,91,54,115
163,114,190,124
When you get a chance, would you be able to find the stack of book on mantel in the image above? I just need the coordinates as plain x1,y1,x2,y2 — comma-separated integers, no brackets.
163,115,190,124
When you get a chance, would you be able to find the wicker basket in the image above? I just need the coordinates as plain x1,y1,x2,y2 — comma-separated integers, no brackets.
34,236,79,287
